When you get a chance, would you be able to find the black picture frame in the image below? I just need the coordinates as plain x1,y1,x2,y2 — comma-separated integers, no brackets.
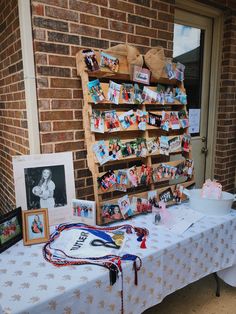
0,207,22,253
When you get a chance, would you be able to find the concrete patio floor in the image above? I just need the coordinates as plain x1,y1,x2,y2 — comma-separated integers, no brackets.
144,274,236,314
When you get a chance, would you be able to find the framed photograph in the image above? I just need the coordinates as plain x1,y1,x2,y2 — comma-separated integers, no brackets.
13,152,75,226
22,208,49,245
72,199,96,225
0,207,22,253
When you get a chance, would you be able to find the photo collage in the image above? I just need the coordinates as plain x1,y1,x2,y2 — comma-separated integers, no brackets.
90,108,189,133
101,181,187,224
97,159,194,193
93,134,189,165
87,78,187,106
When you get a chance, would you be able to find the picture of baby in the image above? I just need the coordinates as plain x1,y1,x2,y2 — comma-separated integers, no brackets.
28,214,45,240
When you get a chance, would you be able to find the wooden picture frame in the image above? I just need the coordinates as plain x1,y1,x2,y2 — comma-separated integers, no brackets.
22,208,49,245
0,207,23,253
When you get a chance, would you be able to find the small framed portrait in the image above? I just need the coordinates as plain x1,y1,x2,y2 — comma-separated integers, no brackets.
0,207,22,253
72,199,96,225
22,208,49,245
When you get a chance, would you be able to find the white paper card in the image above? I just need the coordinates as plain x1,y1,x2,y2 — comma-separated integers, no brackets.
162,204,205,235
189,109,200,134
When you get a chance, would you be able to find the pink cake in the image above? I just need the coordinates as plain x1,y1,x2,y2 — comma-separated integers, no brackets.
201,179,222,200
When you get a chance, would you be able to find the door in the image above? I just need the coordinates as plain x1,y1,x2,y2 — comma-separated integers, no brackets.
173,9,213,187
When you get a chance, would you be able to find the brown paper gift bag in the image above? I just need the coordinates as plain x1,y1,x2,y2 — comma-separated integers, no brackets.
144,47,166,79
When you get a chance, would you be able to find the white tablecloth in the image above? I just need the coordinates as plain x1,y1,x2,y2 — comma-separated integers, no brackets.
1,206,236,314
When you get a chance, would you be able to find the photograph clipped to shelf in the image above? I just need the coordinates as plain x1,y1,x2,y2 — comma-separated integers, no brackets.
132,65,151,85
146,137,159,155
183,159,194,179
164,86,175,103
118,109,136,129
178,109,189,128
175,87,187,105
159,136,170,156
182,133,191,152
101,204,123,222
136,109,147,131
87,79,105,104
165,62,175,80
107,80,121,105
97,170,117,192
136,138,148,157
159,187,174,203
170,111,181,130
134,83,144,104
104,110,120,132
169,136,182,153
160,111,170,131
93,140,111,165
115,169,128,192
142,86,158,103
152,164,164,182
139,164,152,185
127,165,139,187
90,109,105,133
121,83,134,103
131,197,151,215
156,83,165,104
148,190,159,210
148,112,162,127
152,163,177,182
100,51,119,72
108,138,122,160
121,140,137,158
175,62,185,81
173,184,184,204
118,195,134,219
82,49,100,72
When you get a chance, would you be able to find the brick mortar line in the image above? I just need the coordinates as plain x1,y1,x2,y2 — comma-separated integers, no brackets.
0,72,24,83
0,46,23,65
1,129,29,138
0,9,19,33
33,26,141,38
1,25,20,46
0,140,29,152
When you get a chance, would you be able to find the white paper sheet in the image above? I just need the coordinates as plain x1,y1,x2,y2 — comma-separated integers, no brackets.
189,108,200,133
161,204,205,235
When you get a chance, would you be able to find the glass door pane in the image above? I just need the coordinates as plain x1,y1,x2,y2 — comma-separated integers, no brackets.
173,24,204,137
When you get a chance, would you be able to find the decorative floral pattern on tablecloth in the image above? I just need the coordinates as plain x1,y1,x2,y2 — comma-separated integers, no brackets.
0,206,236,314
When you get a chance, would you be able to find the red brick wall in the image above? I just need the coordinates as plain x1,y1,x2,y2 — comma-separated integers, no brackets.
31,0,175,200
214,12,236,192
0,0,29,214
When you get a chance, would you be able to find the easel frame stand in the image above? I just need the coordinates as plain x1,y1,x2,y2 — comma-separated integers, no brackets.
76,49,194,225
